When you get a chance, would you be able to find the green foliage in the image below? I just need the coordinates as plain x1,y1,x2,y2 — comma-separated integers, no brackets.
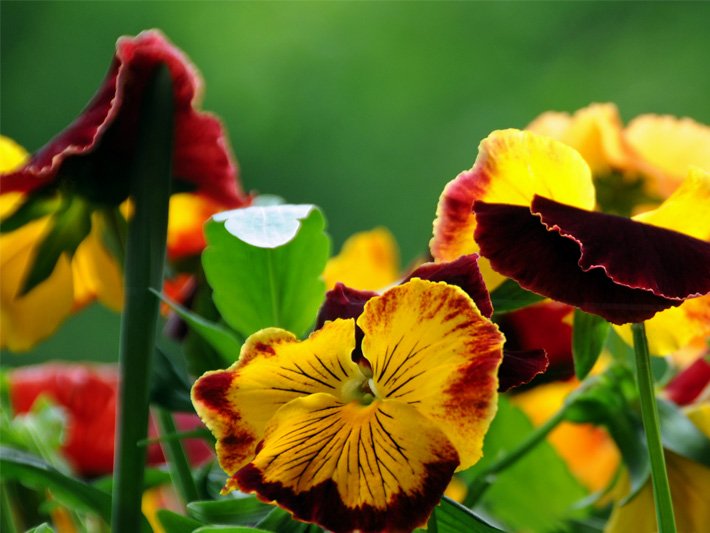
657,398,710,467
26,524,55,533
187,495,273,525
461,396,587,532
203,205,330,339
255,508,322,532
490,279,545,314
572,309,610,380
0,447,113,523
150,344,195,412
429,497,504,532
157,510,205,533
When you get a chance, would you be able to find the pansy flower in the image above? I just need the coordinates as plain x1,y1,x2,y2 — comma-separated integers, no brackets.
433,129,710,325
192,279,504,533
0,30,250,350
527,103,710,204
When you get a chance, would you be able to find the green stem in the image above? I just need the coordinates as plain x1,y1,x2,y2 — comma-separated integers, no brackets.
466,403,570,507
154,408,199,505
0,483,18,533
111,65,174,533
631,322,676,533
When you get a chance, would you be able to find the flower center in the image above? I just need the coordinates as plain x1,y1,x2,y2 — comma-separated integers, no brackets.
342,364,380,406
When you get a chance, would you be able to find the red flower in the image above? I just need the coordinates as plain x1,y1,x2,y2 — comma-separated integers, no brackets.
1,30,249,207
9,363,211,477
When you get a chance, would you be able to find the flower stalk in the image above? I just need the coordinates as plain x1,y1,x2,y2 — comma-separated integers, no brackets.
631,322,677,533
154,407,199,504
111,64,173,532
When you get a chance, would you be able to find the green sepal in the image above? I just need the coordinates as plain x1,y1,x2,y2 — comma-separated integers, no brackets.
187,494,273,525
203,205,330,339
152,288,241,366
572,309,610,380
0,192,61,233
490,279,545,314
658,397,710,467
20,194,92,295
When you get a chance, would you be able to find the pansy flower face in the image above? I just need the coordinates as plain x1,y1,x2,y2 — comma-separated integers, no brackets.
433,129,710,326
193,279,503,533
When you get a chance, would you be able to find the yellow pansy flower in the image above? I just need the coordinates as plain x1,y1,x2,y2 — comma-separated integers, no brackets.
192,279,503,532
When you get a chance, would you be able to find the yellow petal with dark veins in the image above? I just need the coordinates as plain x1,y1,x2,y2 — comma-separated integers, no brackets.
191,320,362,479
236,393,459,533
358,278,504,470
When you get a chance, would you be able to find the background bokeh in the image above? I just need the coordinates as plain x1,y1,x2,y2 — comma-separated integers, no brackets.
2,1,709,363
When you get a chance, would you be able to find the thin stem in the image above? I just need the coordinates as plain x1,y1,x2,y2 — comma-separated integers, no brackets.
111,65,174,533
466,403,570,507
154,408,200,504
0,484,18,533
632,322,676,533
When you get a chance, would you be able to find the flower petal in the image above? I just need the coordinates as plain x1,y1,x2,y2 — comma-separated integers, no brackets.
358,279,503,469
664,354,710,406
192,321,362,479
498,349,549,392
531,195,710,301
626,114,710,197
236,393,459,533
1,30,249,206
404,254,494,318
431,129,595,265
473,200,685,324
633,167,710,242
526,103,630,175
323,228,400,291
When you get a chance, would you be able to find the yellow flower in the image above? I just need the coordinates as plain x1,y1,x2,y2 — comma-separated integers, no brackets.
322,227,400,291
192,279,504,532
606,403,710,533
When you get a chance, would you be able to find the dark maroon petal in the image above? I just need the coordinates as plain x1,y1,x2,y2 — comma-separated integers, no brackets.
496,301,575,384
1,30,249,206
665,354,710,406
404,254,494,318
532,195,710,301
473,201,683,324
315,283,378,363
497,349,549,392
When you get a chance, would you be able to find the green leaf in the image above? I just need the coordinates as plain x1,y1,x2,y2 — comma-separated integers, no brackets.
572,309,610,380
0,446,112,522
431,497,503,532
203,205,330,338
150,343,196,412
460,396,587,532
153,289,241,365
26,524,55,533
187,495,273,525
157,509,205,532
195,526,271,533
658,398,710,467
20,194,92,295
0,192,61,233
255,507,322,532
490,279,545,314
92,467,172,493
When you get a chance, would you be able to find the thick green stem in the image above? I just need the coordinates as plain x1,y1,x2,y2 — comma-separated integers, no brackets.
632,322,676,533
111,65,173,533
154,408,199,505
466,403,569,506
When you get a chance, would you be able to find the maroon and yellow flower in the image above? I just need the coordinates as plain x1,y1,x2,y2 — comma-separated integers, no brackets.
433,129,710,326
192,279,503,533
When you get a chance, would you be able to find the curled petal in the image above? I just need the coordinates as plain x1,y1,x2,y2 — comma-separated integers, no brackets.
192,321,361,482
404,254,493,318
1,30,249,206
498,349,549,392
473,200,689,324
431,129,595,264
236,394,459,533
359,279,503,469
531,195,710,301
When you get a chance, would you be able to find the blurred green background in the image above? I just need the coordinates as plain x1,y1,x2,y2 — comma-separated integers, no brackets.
2,1,709,363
